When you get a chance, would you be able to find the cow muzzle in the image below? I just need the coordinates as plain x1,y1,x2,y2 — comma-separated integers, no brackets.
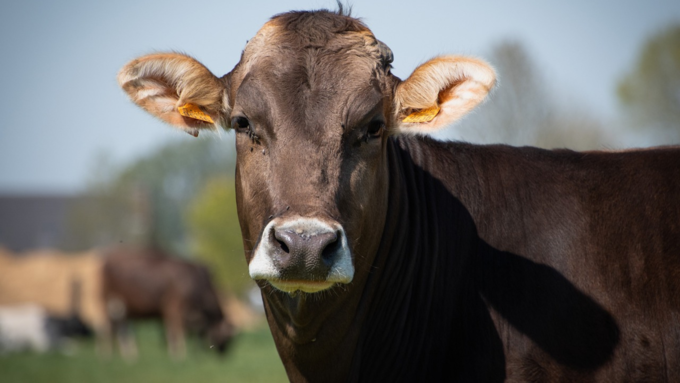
249,217,354,294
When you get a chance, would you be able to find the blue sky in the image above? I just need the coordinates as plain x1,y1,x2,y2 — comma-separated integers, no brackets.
1,0,679,193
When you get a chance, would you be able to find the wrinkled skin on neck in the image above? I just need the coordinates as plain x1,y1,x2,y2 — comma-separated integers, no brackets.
228,15,398,380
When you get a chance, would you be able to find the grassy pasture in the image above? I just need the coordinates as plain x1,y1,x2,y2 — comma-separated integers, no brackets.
0,322,287,383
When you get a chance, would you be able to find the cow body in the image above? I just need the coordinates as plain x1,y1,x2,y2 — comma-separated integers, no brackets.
340,137,680,381
118,9,680,382
101,247,234,359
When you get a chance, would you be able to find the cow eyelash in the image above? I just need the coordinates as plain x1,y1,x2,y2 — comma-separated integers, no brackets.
232,116,260,142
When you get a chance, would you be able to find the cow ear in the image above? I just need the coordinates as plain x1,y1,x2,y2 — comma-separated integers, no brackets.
393,56,495,134
117,53,230,137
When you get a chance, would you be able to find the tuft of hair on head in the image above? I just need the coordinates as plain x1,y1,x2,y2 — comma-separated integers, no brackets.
335,0,352,17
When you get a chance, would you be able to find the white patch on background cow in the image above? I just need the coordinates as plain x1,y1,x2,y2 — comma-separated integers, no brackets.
0,304,50,353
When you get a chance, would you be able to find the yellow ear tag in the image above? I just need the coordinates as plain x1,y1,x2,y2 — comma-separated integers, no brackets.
402,105,440,123
178,103,214,124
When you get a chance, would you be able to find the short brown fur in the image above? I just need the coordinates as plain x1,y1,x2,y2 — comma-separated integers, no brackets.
119,9,680,382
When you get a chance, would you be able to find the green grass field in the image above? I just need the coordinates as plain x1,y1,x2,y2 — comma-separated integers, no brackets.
0,322,287,383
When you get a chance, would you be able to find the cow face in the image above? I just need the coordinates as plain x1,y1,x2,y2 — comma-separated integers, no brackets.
118,11,494,297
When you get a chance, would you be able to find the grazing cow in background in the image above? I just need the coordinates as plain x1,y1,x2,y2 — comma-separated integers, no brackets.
101,246,234,360
0,280,93,354
0,248,104,331
0,306,91,354
118,8,680,382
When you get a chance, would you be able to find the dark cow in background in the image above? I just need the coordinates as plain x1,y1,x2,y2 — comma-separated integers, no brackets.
45,279,93,349
118,8,680,383
101,246,234,359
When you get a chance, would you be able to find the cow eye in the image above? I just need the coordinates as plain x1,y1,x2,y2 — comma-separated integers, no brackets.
366,120,385,139
231,116,250,131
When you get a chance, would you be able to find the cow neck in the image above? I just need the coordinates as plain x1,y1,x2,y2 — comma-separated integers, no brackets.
261,143,395,382
346,136,483,381
266,136,487,382
262,267,368,381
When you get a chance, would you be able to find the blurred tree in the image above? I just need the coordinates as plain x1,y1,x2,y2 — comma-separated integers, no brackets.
617,24,680,142
62,152,138,251
439,41,609,150
187,177,254,296
113,137,236,253
64,136,236,255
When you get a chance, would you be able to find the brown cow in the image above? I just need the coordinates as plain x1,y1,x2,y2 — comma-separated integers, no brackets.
118,8,680,382
101,246,234,359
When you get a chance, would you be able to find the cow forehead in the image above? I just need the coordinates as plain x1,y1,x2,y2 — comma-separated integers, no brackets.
236,56,383,127
237,70,383,123
231,14,392,137
234,11,392,92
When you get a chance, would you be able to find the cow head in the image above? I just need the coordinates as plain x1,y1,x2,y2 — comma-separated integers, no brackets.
206,319,235,354
118,11,494,305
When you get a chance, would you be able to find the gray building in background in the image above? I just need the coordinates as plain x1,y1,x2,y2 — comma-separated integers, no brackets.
0,195,81,253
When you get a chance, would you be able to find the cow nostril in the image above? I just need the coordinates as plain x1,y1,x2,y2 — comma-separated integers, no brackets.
321,236,340,265
276,238,290,254
272,228,292,254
